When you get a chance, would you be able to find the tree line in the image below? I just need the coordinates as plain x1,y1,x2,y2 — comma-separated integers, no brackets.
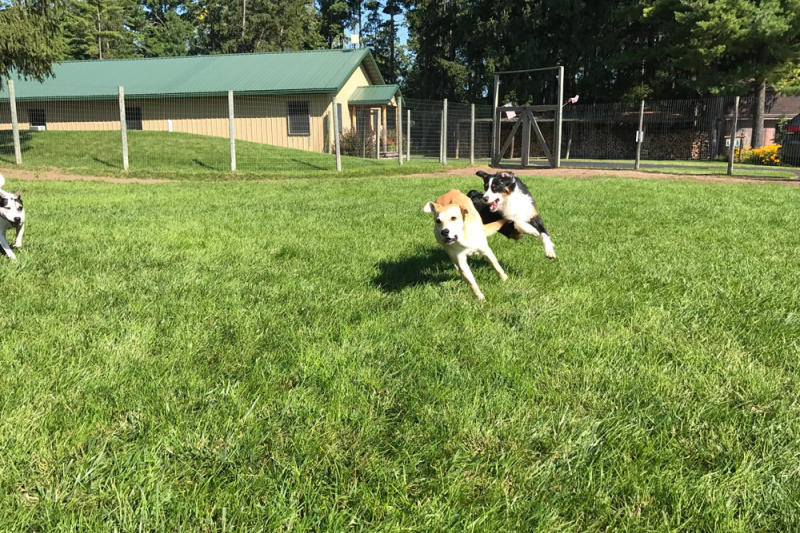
2,0,799,146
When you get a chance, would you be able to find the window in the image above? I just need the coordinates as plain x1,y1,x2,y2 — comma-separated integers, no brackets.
287,101,310,136
28,109,46,128
126,106,142,130
337,103,343,134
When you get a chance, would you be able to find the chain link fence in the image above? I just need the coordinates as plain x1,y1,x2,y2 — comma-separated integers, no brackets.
2,86,798,174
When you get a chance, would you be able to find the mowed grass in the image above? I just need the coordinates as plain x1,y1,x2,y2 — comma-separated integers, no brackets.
0,130,465,180
2,174,800,531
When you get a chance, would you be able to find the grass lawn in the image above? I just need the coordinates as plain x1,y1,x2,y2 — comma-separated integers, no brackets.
0,130,466,180
566,158,798,177
2,173,800,531
640,166,798,178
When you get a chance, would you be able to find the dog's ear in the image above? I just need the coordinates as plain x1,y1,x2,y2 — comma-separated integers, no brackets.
13,189,21,199
461,206,472,220
423,201,439,213
476,171,489,180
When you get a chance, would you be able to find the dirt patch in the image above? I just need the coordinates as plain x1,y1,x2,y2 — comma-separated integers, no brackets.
410,165,800,186
0,167,173,184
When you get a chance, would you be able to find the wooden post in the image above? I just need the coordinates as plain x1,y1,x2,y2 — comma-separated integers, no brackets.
442,99,448,165
521,111,531,167
382,106,387,155
228,90,236,171
728,96,739,176
397,98,403,166
470,103,475,165
373,109,379,159
118,86,129,171
634,100,645,171
7,79,21,165
332,96,342,172
491,74,500,165
406,109,411,161
554,66,564,168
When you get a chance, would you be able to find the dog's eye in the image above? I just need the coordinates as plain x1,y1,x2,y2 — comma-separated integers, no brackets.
451,216,457,221
435,218,441,224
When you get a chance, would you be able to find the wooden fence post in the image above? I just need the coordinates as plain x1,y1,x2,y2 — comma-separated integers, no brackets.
728,96,739,176
397,97,403,166
332,97,342,172
228,90,236,171
634,100,645,170
374,110,380,159
7,79,21,165
470,103,475,165
118,86,129,171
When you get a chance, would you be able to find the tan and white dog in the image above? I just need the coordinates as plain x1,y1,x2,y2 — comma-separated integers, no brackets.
0,173,25,260
423,189,507,300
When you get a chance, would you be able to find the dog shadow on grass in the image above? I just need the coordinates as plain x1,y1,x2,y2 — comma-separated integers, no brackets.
371,247,456,293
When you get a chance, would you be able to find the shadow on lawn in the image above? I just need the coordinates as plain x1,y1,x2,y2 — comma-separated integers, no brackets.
372,247,454,293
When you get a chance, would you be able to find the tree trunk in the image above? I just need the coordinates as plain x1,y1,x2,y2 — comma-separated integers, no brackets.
752,77,767,148
97,7,102,60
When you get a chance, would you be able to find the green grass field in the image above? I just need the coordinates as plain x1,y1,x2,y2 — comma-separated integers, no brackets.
566,158,798,178
2,173,800,531
0,130,466,180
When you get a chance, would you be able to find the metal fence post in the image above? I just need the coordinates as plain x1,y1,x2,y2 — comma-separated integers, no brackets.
228,90,236,171
406,109,411,161
728,96,739,176
470,103,475,165
397,98,403,166
442,99,448,165
554,65,564,168
491,74,500,165
7,79,21,165
118,86,129,171
439,113,444,163
332,97,342,172
634,100,645,170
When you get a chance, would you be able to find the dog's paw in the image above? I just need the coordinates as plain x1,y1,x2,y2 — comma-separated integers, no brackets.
545,249,556,259
500,272,509,282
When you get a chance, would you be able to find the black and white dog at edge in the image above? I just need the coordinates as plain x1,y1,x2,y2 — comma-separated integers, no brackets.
0,173,25,260
471,170,556,259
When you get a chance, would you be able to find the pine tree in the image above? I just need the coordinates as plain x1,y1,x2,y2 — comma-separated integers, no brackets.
319,0,350,48
0,0,64,87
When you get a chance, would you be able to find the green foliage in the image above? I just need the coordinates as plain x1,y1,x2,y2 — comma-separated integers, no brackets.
338,126,376,158
0,0,64,89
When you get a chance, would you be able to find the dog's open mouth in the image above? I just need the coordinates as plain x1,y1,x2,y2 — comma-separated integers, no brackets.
442,236,457,244
489,199,500,212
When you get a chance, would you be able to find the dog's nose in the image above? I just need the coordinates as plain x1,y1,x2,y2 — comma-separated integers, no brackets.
440,228,450,236
13,217,20,224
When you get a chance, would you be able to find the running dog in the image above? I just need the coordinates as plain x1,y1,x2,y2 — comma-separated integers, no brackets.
423,189,507,300
0,174,25,260
476,171,556,259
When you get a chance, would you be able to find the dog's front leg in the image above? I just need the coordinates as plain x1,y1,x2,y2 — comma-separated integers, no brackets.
481,248,508,281
513,220,541,237
12,223,24,249
514,217,556,259
456,255,485,300
0,232,16,260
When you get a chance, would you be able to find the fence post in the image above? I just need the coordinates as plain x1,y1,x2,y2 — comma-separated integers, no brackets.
228,90,236,171
634,100,645,170
470,103,475,165
439,113,444,163
442,99,448,165
397,97,403,166
7,79,21,165
373,109,380,159
382,106,388,155
554,65,564,168
728,96,739,176
332,97,342,172
407,109,411,161
491,74,500,165
118,86,129,171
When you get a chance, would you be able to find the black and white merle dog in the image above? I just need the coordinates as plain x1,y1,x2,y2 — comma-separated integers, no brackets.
473,170,556,259
0,173,25,260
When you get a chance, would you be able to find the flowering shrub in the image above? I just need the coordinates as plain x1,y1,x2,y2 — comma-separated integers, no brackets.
735,144,781,166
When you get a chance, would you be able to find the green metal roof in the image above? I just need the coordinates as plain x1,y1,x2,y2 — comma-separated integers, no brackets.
348,85,401,105
0,49,386,101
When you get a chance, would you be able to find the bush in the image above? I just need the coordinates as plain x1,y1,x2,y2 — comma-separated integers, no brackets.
735,144,781,166
338,128,376,158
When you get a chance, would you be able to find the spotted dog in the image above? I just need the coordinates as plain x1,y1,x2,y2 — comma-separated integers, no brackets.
423,189,507,300
475,171,556,259
0,174,25,260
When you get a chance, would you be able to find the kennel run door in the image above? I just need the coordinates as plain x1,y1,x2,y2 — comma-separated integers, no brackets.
491,66,564,168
